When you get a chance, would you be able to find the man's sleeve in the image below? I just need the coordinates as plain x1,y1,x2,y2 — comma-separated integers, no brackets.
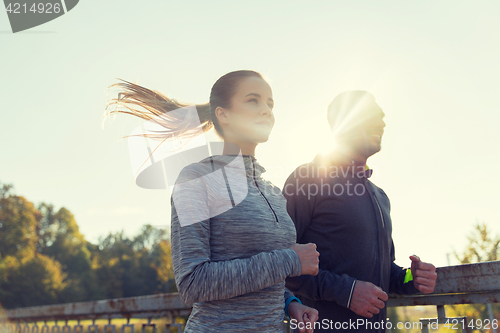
388,242,419,295
283,168,357,308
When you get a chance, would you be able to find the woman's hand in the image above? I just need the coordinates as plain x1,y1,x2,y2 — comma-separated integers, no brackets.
288,302,319,333
292,243,320,275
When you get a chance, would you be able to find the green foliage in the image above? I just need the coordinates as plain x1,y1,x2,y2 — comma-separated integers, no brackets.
0,182,176,309
0,183,67,308
454,222,499,264
0,254,66,308
0,185,39,260
91,225,174,299
36,203,94,302
152,240,175,285
448,222,500,325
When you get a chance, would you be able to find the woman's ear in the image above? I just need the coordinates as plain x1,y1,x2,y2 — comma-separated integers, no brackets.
215,106,230,125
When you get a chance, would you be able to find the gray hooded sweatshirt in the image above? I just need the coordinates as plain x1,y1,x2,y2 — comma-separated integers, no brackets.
171,154,302,332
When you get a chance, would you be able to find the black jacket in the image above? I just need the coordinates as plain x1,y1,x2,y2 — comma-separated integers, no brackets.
283,154,418,332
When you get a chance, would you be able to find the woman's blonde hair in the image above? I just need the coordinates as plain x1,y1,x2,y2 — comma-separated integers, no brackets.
106,70,264,140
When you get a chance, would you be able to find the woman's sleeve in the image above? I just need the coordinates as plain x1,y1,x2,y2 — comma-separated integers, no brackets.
284,288,294,302
170,167,302,305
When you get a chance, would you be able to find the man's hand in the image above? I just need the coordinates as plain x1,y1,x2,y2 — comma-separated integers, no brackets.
349,281,388,318
288,302,319,333
410,255,437,294
292,243,320,276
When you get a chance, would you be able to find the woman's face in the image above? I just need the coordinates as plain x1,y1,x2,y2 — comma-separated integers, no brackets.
217,76,275,145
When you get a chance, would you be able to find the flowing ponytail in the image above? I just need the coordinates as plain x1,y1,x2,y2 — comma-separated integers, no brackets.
106,79,213,141
105,70,263,140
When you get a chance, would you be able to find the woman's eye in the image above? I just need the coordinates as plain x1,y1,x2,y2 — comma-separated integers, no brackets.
249,99,258,103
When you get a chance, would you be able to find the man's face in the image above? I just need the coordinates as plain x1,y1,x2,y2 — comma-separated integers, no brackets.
334,102,386,158
359,104,386,157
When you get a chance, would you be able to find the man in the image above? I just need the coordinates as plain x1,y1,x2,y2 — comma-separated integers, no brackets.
283,91,437,332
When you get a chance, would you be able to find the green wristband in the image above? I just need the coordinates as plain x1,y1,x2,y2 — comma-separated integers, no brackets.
404,268,413,283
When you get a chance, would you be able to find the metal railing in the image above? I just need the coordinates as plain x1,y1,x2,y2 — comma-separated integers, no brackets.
1,261,499,333
387,260,499,332
0,293,190,333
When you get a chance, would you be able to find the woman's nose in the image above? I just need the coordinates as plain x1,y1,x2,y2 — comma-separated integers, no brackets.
261,105,272,116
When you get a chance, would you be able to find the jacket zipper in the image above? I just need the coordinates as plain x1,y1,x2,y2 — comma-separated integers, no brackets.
373,195,385,228
363,178,385,289
252,159,279,225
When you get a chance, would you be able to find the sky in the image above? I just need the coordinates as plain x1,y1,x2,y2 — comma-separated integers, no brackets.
1,0,499,268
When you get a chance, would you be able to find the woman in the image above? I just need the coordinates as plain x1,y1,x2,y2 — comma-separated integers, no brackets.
108,70,319,332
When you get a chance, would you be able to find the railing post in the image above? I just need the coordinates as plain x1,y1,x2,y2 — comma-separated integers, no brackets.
103,319,115,333
418,305,470,333
121,318,133,333
31,323,39,333
50,322,59,333
86,320,98,333
62,320,71,333
73,320,82,333
437,305,445,320
487,303,498,333
165,316,182,333
141,318,156,333
41,322,49,333
421,321,429,333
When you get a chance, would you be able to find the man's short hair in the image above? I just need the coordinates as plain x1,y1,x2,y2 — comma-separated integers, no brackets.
327,90,377,133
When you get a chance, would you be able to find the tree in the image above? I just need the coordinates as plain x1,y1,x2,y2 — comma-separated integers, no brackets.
132,224,167,253
92,225,174,298
152,239,176,292
0,181,177,307
0,183,66,308
37,203,91,274
455,223,499,264
0,253,66,308
36,203,93,302
0,183,39,260
449,222,500,325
